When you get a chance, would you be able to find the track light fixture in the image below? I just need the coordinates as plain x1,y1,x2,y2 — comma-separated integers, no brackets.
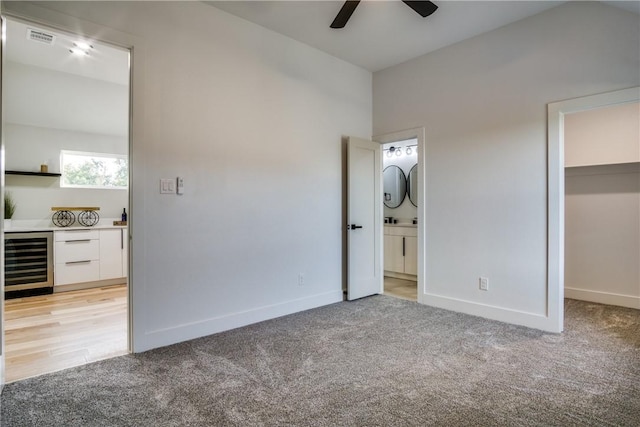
384,144,417,158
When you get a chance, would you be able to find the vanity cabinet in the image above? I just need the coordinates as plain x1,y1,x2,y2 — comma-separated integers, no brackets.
54,228,127,287
384,226,417,277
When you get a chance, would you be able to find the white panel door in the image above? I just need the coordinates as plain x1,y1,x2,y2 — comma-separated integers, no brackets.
347,137,383,300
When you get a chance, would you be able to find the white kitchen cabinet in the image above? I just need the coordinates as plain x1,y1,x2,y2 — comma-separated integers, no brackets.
54,229,100,285
384,226,417,277
122,228,128,278
99,228,126,280
54,227,127,287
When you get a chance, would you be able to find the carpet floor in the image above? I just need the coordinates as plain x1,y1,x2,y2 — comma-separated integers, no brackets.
1,296,639,426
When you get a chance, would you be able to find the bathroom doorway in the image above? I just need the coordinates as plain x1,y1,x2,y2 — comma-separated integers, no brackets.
375,128,425,303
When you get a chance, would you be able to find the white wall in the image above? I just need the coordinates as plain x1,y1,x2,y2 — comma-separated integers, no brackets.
3,1,372,351
564,102,640,167
373,2,640,330
565,164,640,309
4,61,129,136
4,123,128,221
3,60,129,222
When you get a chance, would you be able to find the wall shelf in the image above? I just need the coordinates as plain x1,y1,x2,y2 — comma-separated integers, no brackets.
5,170,61,177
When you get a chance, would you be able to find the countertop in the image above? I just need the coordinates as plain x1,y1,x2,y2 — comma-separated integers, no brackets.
384,223,417,227
5,219,126,233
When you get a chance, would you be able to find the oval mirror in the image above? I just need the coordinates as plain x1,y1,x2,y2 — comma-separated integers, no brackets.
407,164,417,207
383,165,407,208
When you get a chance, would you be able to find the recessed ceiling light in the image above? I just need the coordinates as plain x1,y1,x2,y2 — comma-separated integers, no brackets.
74,41,93,50
69,42,93,56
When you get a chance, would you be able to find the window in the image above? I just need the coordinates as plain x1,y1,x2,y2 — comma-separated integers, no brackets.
61,150,128,189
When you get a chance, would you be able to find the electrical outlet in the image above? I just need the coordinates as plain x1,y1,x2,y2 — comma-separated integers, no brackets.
298,273,305,286
479,277,489,291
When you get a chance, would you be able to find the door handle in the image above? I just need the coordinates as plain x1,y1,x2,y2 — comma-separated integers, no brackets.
402,237,405,257
349,224,363,230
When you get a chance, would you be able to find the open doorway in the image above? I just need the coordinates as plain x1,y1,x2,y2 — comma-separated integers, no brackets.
2,17,131,382
548,87,640,332
375,128,425,303
563,102,639,308
381,138,418,301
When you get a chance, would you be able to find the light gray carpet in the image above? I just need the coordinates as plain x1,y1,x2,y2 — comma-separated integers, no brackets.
2,296,639,426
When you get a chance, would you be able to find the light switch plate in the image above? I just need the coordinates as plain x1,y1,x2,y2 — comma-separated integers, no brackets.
160,178,175,194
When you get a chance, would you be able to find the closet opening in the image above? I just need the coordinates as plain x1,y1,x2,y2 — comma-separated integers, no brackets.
564,101,639,310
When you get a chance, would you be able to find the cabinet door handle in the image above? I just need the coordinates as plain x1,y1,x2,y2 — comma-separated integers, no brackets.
402,237,405,257
66,260,91,265
65,239,91,243
121,229,124,250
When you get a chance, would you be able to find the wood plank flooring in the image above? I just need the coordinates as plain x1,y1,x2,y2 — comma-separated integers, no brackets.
4,284,128,383
384,277,417,301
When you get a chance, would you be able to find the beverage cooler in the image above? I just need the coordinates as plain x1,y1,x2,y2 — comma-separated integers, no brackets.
4,231,54,299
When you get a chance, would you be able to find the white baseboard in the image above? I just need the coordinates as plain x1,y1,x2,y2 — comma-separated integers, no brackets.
422,293,561,332
384,271,417,281
54,278,126,293
565,287,640,309
137,290,343,352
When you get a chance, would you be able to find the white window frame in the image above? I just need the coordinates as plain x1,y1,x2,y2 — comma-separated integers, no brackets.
60,150,129,190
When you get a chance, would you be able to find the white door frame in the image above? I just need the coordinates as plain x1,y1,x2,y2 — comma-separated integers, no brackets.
547,86,640,332
0,10,138,385
374,127,426,303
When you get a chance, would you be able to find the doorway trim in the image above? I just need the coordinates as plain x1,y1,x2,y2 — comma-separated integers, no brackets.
374,127,426,303
547,86,640,332
0,5,142,386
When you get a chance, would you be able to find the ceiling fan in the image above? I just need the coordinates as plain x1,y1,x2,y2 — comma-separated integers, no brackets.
330,1,438,29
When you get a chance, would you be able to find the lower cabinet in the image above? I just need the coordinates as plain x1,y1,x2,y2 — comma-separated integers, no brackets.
384,226,417,276
54,228,126,287
54,230,100,285
99,228,127,280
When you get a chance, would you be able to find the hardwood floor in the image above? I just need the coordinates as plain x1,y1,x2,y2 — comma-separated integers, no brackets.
4,284,128,383
384,277,417,301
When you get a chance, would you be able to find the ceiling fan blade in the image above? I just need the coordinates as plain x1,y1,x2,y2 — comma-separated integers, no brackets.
402,1,438,18
330,1,361,29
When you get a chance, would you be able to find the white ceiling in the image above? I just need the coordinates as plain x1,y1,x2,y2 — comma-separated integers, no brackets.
4,2,637,80
208,0,640,72
4,18,129,85
4,19,130,136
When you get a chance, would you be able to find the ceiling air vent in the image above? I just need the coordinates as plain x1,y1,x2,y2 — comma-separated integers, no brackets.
26,28,56,45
